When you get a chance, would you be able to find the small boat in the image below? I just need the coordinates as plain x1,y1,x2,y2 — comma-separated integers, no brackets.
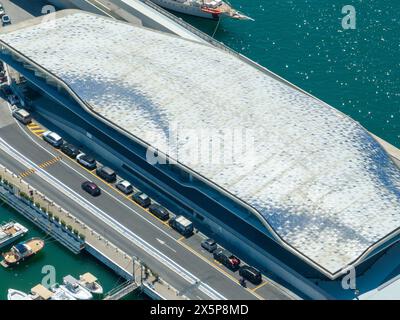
0,221,28,249
1,237,45,267
50,283,77,300
79,272,103,295
7,289,32,300
61,275,93,300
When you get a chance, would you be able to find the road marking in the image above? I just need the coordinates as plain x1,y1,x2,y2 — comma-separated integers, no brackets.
27,122,45,137
38,156,62,169
17,116,266,300
18,168,35,178
177,236,185,242
0,137,226,300
251,281,268,292
178,240,264,300
156,238,177,253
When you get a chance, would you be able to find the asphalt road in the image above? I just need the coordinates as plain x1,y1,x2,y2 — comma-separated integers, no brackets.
0,0,295,300
0,97,295,300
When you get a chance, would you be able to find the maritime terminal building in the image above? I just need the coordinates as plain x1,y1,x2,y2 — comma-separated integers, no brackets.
1,10,399,299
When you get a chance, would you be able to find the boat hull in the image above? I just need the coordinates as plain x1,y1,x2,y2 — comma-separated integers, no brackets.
150,0,220,19
1,237,44,267
7,289,32,300
0,222,28,249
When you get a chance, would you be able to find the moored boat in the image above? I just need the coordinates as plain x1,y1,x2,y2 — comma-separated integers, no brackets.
50,283,77,300
149,0,252,20
61,275,93,300
79,272,103,295
7,289,32,300
0,221,28,249
1,237,45,267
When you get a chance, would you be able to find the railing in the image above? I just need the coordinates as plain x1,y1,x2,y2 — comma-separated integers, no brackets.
103,280,138,300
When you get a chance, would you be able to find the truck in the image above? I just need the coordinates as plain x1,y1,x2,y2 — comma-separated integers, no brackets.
168,215,194,237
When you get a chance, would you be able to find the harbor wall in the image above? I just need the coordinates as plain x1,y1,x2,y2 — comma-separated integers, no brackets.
0,164,184,300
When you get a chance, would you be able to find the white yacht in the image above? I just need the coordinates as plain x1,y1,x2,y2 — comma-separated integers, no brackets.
0,221,28,249
79,272,103,295
61,275,93,300
150,0,252,20
7,289,32,300
50,283,77,300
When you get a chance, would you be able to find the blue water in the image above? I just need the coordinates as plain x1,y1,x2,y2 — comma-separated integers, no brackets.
174,0,400,147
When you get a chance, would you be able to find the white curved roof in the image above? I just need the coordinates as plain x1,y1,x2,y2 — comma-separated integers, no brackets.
1,11,400,276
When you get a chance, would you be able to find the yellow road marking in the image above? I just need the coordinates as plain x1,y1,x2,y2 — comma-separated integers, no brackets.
26,123,265,300
251,280,267,292
179,240,264,300
18,168,35,178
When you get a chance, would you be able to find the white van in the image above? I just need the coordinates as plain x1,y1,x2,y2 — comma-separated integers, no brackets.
12,108,32,125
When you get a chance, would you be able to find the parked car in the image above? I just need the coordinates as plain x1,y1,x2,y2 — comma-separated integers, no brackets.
132,192,151,208
213,249,241,271
60,143,80,159
116,180,133,195
1,14,10,26
239,265,262,285
76,153,97,170
201,238,218,252
96,166,116,183
12,108,32,125
42,131,63,148
168,215,194,237
81,181,101,197
149,204,169,221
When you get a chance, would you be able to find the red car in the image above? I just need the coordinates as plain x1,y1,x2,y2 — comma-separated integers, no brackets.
213,249,241,271
81,181,101,197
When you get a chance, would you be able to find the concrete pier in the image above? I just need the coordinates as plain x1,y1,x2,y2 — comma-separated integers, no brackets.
0,164,183,300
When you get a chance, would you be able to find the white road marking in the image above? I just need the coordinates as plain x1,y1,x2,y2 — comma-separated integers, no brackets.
156,238,177,253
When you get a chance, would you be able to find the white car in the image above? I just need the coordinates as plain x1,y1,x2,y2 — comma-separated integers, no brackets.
116,180,133,194
76,153,97,170
42,131,63,148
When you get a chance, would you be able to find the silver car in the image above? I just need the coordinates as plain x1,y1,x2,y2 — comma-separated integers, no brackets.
116,180,133,194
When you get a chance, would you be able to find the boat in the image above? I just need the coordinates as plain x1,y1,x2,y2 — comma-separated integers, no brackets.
50,283,77,300
149,0,252,20
60,275,93,300
7,289,32,300
1,237,44,267
79,272,103,295
30,284,54,300
0,221,28,249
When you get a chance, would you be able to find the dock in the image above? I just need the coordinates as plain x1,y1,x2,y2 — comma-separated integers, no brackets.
0,164,184,300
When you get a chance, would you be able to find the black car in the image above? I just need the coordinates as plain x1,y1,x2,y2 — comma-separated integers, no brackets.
213,249,241,271
132,192,151,208
96,166,117,183
239,265,262,285
81,181,101,197
61,143,80,159
76,153,97,170
149,204,169,221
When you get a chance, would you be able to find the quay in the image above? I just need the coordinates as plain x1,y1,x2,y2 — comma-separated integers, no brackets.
0,164,185,300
